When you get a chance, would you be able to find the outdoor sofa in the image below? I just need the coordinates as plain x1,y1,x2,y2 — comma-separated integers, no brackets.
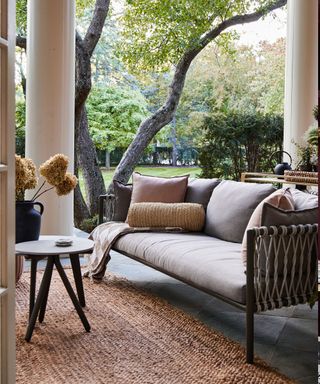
98,177,318,363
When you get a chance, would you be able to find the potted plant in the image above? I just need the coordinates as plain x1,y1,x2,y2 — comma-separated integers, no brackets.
15,153,77,283
294,107,319,172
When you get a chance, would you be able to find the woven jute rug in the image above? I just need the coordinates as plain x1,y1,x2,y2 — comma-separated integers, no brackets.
16,270,294,384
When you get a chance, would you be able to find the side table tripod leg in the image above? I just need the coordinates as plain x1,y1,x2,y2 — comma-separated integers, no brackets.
29,258,38,319
54,256,91,332
38,261,54,323
25,257,54,342
70,253,86,307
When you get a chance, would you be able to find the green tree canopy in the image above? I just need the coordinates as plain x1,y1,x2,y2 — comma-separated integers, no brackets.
144,38,286,151
87,85,149,151
16,0,96,33
120,0,282,71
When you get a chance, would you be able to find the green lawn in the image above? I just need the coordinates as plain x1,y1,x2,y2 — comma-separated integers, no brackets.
79,166,201,193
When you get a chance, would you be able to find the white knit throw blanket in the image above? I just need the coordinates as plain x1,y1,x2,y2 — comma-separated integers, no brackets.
84,222,184,281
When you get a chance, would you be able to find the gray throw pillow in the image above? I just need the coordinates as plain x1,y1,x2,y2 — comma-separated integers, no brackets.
185,178,220,210
261,203,318,227
113,181,132,222
259,203,318,277
289,189,318,210
205,180,275,243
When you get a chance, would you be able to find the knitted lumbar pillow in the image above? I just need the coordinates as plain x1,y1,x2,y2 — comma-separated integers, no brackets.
127,202,205,232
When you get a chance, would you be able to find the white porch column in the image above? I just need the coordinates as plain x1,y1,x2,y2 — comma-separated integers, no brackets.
26,0,75,235
283,0,318,166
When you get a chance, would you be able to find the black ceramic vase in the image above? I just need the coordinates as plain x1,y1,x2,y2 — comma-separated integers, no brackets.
16,201,44,243
270,150,293,175
274,162,292,175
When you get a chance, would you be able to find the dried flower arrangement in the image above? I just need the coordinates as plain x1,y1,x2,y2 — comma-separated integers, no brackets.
16,153,78,201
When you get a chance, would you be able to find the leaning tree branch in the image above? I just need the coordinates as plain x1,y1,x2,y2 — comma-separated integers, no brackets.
83,0,111,57
16,35,27,50
75,31,92,109
198,0,287,50
112,0,287,185
74,0,111,218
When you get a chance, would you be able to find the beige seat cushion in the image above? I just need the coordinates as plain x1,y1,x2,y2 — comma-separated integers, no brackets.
127,202,205,231
131,172,189,204
241,188,294,266
114,232,246,304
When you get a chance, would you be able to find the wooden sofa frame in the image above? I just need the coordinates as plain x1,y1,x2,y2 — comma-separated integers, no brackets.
98,194,318,364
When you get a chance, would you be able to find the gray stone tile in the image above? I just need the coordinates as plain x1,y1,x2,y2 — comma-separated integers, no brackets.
254,315,288,345
296,375,318,384
197,311,246,343
296,303,318,311
263,306,295,318
269,345,317,380
108,263,167,283
277,318,317,352
74,227,89,238
199,295,243,314
197,310,287,346
142,281,213,316
292,303,318,320
252,342,275,363
109,250,141,266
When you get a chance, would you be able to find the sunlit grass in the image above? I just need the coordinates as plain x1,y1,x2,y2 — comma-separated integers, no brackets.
79,166,201,196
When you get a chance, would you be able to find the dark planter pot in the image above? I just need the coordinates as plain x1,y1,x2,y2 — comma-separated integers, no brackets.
16,201,44,244
274,162,292,175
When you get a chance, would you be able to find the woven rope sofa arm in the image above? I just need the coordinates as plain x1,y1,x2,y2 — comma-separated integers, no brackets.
98,194,115,224
246,224,318,313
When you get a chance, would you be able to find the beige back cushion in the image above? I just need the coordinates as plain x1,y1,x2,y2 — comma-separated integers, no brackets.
131,172,189,204
127,202,205,232
241,188,294,265
205,180,275,243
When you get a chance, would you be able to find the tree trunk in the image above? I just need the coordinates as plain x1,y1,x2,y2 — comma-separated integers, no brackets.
74,36,102,223
73,155,90,228
152,147,159,165
77,107,106,215
111,0,287,188
170,116,178,167
74,185,90,227
105,150,111,169
17,59,26,98
73,0,111,222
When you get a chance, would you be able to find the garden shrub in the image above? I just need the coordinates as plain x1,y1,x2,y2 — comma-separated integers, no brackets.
79,215,99,234
199,112,283,180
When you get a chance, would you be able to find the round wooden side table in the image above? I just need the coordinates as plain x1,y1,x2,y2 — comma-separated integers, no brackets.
15,235,94,342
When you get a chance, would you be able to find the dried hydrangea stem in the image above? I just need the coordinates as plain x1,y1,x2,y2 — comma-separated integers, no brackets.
33,186,54,201
31,180,46,201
